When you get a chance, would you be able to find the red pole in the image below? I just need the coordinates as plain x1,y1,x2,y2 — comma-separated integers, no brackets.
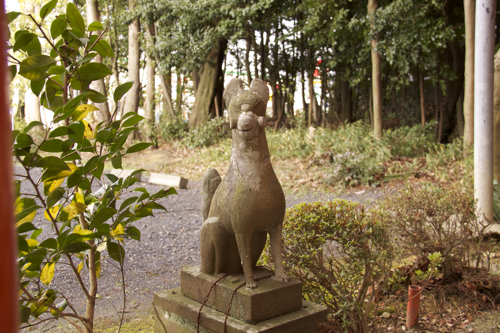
0,0,19,331
406,285,422,329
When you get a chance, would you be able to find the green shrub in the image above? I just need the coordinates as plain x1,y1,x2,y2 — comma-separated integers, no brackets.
379,183,490,279
275,200,393,333
182,117,229,149
156,114,187,143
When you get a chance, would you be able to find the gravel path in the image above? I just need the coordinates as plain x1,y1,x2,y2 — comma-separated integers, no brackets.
17,165,385,330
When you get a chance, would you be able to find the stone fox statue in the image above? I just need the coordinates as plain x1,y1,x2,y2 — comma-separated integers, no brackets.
200,78,289,289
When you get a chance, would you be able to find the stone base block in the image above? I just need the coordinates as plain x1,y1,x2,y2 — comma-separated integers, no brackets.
180,266,302,324
149,172,188,189
153,288,328,333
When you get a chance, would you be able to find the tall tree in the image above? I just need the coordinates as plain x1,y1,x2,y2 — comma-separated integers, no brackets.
144,23,155,143
463,0,475,148
125,0,140,144
474,0,496,223
86,0,111,123
493,50,500,186
368,0,382,138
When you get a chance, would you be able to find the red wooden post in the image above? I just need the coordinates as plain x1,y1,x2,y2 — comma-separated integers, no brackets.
0,0,19,331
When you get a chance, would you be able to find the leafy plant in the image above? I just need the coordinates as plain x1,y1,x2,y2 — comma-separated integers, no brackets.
156,113,187,143
379,183,490,280
263,200,393,333
182,116,228,149
8,4,175,332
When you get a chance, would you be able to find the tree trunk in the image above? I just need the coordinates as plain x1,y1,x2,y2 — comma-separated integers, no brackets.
252,35,259,79
457,86,465,137
158,73,175,118
419,69,426,129
86,0,110,124
175,71,182,114
144,23,155,143
125,0,140,144
341,80,352,124
308,71,315,126
245,36,252,86
260,29,266,81
192,70,200,95
368,0,382,138
188,38,227,128
464,0,475,148
474,0,496,223
24,90,41,124
440,41,465,143
493,49,500,185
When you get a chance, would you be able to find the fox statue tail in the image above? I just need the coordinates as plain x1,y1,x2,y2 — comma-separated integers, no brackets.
201,168,221,221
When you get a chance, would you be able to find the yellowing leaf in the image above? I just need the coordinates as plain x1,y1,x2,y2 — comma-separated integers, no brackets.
73,224,82,233
44,178,65,194
44,205,61,221
76,229,93,241
82,120,95,140
72,104,99,121
77,260,84,273
43,163,78,182
60,202,86,221
96,242,107,252
14,197,37,225
40,262,55,285
75,191,85,204
95,251,101,278
26,239,39,248
110,224,125,242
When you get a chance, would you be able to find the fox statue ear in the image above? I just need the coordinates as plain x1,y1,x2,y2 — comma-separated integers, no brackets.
249,78,269,104
223,78,245,108
224,78,245,129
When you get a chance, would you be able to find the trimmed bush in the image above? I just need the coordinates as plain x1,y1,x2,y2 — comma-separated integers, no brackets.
273,200,393,333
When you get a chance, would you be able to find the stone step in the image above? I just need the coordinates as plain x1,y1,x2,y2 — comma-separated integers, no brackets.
153,287,328,333
180,266,303,324
149,172,188,189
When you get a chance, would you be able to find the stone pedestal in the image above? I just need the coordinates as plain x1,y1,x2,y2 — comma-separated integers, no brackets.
153,266,328,333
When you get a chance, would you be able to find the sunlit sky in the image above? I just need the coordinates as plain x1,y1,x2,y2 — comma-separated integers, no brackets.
5,0,20,12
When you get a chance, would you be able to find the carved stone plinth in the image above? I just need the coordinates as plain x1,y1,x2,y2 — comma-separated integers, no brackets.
153,266,328,333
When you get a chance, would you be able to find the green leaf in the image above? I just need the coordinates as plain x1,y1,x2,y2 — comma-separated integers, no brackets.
121,115,144,128
50,18,67,39
7,12,21,24
31,80,45,97
17,222,38,234
30,229,43,240
62,241,92,253
76,63,111,81
26,36,42,56
47,187,65,208
49,126,70,138
107,241,125,264
126,226,141,241
66,3,86,34
111,154,122,169
18,235,29,253
13,33,36,52
36,156,70,171
67,171,83,188
48,65,65,74
91,207,116,228
23,121,43,133
126,142,152,154
8,65,17,84
114,82,134,103
105,173,118,183
89,36,114,58
40,0,57,20
88,21,103,31
20,306,31,323
39,238,58,249
86,89,107,103
19,55,56,81
38,139,63,152
14,133,34,148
